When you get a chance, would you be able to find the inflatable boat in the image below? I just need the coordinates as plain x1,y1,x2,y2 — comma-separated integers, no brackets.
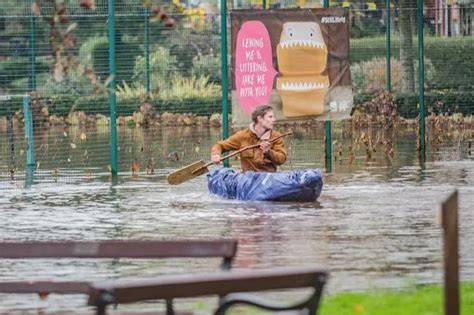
207,168,323,202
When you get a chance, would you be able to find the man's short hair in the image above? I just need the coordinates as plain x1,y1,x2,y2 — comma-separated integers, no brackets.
251,105,273,123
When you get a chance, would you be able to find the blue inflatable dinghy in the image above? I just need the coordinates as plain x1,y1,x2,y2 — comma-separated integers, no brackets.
207,168,323,202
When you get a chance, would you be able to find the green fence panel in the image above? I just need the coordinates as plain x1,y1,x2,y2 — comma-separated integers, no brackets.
0,1,471,181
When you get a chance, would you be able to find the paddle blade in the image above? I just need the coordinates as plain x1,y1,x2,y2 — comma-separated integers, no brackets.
166,160,209,185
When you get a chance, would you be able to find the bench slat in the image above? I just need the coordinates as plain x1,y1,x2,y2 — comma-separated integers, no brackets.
88,266,328,304
0,240,237,259
0,281,90,294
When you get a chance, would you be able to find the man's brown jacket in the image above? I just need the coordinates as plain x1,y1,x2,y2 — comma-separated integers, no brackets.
211,125,287,172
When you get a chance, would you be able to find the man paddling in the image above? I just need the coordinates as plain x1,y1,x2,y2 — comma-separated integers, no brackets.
211,105,287,172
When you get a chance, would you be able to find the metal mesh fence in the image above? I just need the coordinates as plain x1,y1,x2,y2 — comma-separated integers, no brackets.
0,1,472,182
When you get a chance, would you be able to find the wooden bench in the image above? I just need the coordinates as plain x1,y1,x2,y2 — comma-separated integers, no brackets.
88,266,328,315
0,240,237,305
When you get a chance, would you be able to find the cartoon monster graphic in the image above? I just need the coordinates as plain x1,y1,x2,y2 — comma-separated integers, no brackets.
276,22,329,117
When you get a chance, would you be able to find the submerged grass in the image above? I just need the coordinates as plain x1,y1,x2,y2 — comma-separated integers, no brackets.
319,282,474,315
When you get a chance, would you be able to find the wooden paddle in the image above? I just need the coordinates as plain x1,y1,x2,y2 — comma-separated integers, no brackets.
166,131,292,185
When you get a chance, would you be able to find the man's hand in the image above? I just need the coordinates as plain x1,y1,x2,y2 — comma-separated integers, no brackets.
211,154,221,164
260,141,271,154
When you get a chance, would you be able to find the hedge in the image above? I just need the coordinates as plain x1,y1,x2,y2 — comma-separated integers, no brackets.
395,92,474,118
0,42,10,56
1,92,471,120
74,95,222,117
0,96,23,116
350,36,474,90
0,94,222,117
355,91,474,119
91,40,141,84
0,57,51,89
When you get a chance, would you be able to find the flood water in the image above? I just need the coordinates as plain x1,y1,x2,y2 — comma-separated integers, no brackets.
0,123,473,313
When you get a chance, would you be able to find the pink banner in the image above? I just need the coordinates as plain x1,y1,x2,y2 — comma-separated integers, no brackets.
235,21,278,114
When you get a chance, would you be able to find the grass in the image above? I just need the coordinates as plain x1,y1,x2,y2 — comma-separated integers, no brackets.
319,282,474,315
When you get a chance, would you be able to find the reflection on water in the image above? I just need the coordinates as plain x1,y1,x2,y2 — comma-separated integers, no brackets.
0,125,473,313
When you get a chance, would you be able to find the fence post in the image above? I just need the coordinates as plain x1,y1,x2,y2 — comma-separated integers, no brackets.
323,0,331,173
29,15,36,91
23,95,35,167
385,0,391,91
417,0,426,160
144,6,150,95
107,0,118,176
440,190,459,315
220,0,229,167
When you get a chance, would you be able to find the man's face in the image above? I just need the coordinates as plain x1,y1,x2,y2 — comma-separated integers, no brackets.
257,110,275,130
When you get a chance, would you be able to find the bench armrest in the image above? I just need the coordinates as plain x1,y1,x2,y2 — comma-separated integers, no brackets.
215,286,325,314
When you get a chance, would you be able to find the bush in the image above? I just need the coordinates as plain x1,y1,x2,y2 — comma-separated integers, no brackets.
11,73,48,92
75,95,140,116
44,94,78,116
9,77,30,92
160,75,221,100
425,37,473,90
350,36,474,90
132,46,177,91
192,53,221,83
121,73,220,101
0,57,51,90
0,10,5,32
393,94,419,119
393,92,474,118
78,35,107,69
165,30,205,76
79,35,141,84
0,94,82,117
0,95,23,116
73,94,222,117
73,94,110,115
354,91,474,118
11,70,97,98
351,57,436,95
0,42,9,56
350,36,397,64
350,13,385,39
156,96,221,115
93,41,141,84
44,68,97,97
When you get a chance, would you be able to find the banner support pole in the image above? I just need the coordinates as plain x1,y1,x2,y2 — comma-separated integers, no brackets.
220,0,230,167
323,0,332,173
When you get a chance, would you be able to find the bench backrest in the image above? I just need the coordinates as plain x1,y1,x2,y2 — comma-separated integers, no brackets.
0,240,237,260
88,266,328,315
0,240,238,295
